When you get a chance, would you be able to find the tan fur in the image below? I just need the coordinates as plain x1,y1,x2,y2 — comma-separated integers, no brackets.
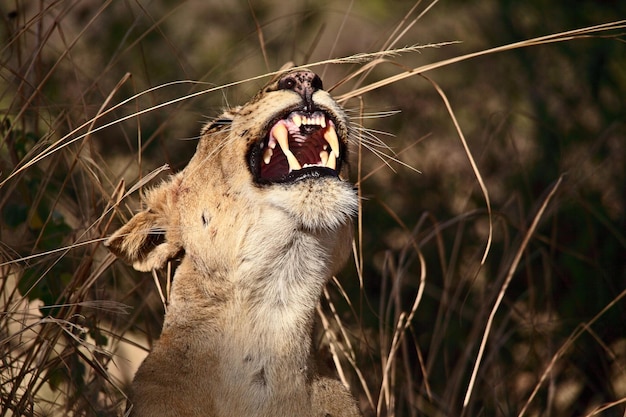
106,69,361,417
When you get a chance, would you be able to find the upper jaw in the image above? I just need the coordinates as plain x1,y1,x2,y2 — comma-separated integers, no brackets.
248,106,347,185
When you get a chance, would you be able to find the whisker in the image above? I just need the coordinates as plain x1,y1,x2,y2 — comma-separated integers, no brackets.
353,125,396,139
177,135,203,141
344,109,402,119
350,127,395,153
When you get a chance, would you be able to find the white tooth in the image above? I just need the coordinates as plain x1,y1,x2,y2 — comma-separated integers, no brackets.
320,117,326,128
323,125,340,158
263,147,273,164
326,151,336,170
320,150,329,165
272,122,301,171
272,122,289,151
286,152,302,171
292,114,302,127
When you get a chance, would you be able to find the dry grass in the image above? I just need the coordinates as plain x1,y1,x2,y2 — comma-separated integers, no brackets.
1,1,625,416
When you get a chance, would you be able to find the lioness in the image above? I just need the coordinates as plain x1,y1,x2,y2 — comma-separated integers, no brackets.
106,69,362,417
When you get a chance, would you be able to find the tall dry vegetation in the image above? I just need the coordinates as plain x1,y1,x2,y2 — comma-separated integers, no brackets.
1,1,625,416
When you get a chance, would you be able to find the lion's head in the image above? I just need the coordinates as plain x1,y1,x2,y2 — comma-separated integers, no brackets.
106,69,358,277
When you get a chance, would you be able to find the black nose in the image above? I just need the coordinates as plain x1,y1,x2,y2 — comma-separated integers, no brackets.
277,70,323,111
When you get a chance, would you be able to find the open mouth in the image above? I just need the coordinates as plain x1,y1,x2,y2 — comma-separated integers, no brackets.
249,110,344,184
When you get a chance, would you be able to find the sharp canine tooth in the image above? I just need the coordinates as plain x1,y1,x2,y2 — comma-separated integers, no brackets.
320,117,326,128
273,122,289,151
323,125,340,158
326,151,337,170
320,150,329,165
293,114,302,127
263,147,273,164
272,122,301,171
285,152,302,171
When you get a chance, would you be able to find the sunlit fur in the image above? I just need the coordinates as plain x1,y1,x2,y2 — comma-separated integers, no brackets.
105,69,361,417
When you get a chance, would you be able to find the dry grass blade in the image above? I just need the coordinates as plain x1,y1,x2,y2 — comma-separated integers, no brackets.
377,249,426,417
2,2,624,416
464,175,564,410
518,286,626,417
337,20,626,100
585,397,626,417
424,75,493,266
0,238,109,268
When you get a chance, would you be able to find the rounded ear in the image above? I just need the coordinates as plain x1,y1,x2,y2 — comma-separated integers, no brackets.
105,177,183,272
105,211,180,272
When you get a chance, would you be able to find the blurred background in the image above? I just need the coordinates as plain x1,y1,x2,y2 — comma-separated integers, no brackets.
1,1,625,416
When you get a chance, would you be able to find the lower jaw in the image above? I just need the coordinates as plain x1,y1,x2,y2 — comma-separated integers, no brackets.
256,165,339,185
